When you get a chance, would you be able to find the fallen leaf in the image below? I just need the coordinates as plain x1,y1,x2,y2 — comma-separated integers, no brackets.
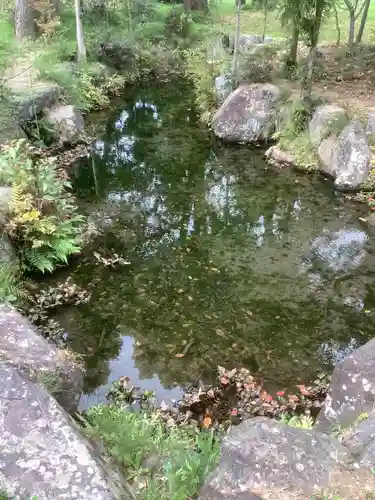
215,328,225,337
175,353,185,358
288,394,300,403
203,416,212,428
296,384,311,396
259,390,269,401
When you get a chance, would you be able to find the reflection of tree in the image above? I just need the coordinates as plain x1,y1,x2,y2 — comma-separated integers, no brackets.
61,82,375,397
53,300,123,394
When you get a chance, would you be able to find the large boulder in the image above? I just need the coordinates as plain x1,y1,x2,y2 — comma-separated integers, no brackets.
212,84,281,143
315,338,375,434
318,120,372,190
0,364,128,500
45,105,84,145
199,417,373,499
0,305,83,413
309,104,347,147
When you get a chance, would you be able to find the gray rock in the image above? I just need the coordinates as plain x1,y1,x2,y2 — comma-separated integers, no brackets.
238,34,273,53
45,105,84,144
9,85,60,124
0,364,128,500
0,231,17,268
212,84,281,143
342,410,375,458
318,120,372,190
207,38,228,63
0,186,12,227
215,75,232,105
315,337,375,434
359,438,375,468
309,104,347,147
0,186,12,214
264,144,295,168
366,112,375,138
199,417,365,499
0,305,83,413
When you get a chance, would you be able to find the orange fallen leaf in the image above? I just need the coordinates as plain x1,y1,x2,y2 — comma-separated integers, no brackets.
296,384,312,396
259,390,269,401
288,394,300,403
175,353,185,358
203,416,212,428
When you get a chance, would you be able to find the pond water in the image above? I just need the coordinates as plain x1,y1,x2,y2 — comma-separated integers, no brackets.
52,82,375,410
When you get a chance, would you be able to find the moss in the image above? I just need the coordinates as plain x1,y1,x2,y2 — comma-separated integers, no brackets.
278,131,319,172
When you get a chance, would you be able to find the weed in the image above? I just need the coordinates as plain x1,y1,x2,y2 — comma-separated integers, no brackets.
37,372,62,393
277,131,319,172
85,404,220,499
321,114,350,141
280,413,314,429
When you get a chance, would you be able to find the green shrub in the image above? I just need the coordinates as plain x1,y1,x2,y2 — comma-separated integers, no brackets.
0,140,86,273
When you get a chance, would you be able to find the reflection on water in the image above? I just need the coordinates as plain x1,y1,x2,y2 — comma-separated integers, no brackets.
54,82,375,408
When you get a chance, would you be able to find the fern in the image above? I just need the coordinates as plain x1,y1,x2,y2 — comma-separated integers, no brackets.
0,140,87,274
0,265,31,303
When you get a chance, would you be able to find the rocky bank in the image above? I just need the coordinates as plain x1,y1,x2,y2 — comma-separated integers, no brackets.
0,306,131,499
199,337,375,499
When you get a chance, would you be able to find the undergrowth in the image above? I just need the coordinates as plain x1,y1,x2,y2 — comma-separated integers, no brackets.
85,404,220,500
273,99,320,172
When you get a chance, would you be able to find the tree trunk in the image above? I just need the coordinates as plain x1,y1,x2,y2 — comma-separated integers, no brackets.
288,24,299,64
348,10,355,45
302,0,324,100
74,0,87,63
356,0,371,43
232,0,241,87
15,0,36,40
262,0,268,42
333,2,341,46
184,0,208,10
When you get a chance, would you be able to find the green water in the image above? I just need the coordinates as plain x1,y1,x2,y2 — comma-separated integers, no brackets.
54,82,375,409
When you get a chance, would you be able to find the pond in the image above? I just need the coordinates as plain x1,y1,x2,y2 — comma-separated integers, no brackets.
51,81,375,410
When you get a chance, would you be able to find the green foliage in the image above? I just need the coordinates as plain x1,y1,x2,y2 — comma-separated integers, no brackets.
280,413,314,429
321,114,350,140
237,45,279,84
85,404,220,499
0,140,86,273
0,265,32,304
184,47,222,123
274,100,320,172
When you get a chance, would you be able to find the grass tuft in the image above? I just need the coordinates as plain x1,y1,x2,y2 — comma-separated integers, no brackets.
85,404,220,500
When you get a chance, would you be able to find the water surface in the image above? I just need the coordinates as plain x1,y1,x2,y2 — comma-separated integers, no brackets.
53,82,375,409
